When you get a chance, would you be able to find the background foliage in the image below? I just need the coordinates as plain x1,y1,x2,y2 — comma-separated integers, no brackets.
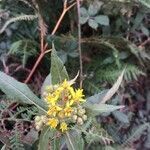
0,0,150,149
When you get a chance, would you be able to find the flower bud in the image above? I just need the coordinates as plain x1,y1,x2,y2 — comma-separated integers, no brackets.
77,117,83,125
35,120,43,130
72,115,78,122
58,112,65,119
35,116,41,122
78,109,86,116
41,115,48,124
42,91,48,98
35,125,41,131
73,108,78,114
45,86,54,93
53,85,58,89
82,115,87,121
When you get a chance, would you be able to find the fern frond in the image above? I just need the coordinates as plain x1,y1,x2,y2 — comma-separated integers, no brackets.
82,117,93,131
122,123,150,147
10,128,25,150
85,130,114,147
0,14,38,34
82,121,114,146
84,80,100,95
96,63,145,83
19,0,34,8
9,39,38,67
15,105,38,119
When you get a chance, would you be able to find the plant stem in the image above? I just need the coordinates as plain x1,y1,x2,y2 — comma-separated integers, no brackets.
24,52,45,83
139,37,150,48
24,1,76,83
76,0,83,88
51,10,66,35
51,2,76,35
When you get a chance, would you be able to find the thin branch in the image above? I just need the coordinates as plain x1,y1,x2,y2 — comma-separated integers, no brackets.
24,52,45,83
51,1,76,35
0,118,32,122
24,1,76,83
76,0,83,88
138,37,150,48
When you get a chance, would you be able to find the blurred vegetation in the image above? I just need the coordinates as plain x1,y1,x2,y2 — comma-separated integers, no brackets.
0,0,150,149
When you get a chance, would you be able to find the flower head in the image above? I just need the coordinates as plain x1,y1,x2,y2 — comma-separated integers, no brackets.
47,118,59,129
60,122,68,132
47,105,62,117
72,89,85,103
43,79,86,132
64,106,74,117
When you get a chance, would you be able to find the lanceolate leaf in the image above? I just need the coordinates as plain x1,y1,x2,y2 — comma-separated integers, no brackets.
51,44,69,84
86,90,109,104
41,73,52,96
0,72,47,112
50,137,62,150
112,111,129,124
65,131,84,150
100,69,125,104
84,103,124,116
38,127,55,150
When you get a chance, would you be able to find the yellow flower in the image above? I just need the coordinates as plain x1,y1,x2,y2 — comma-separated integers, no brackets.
72,89,85,103
64,106,73,117
44,79,86,132
47,105,62,116
45,94,58,105
60,122,68,132
47,118,59,129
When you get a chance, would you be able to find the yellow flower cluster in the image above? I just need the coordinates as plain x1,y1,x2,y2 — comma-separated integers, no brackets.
43,79,85,132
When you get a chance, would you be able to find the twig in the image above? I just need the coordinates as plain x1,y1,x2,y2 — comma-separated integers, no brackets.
0,118,32,122
138,37,150,48
51,1,76,35
24,52,45,83
76,0,83,88
0,131,11,148
2,58,9,74
24,1,76,83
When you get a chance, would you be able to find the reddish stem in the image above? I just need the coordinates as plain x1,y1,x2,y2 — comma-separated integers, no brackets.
24,2,76,83
24,52,45,83
51,10,66,35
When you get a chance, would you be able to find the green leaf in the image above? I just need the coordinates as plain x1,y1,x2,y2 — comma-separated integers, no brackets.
80,7,89,24
41,73,52,96
139,0,150,8
86,90,109,104
112,111,129,124
88,19,98,30
51,44,69,84
141,25,149,36
1,145,7,150
94,15,109,26
9,40,37,68
100,69,125,104
84,103,124,116
88,1,103,16
80,16,89,25
105,146,116,150
65,131,84,150
50,136,63,150
38,127,55,150
131,12,144,30
0,71,47,113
